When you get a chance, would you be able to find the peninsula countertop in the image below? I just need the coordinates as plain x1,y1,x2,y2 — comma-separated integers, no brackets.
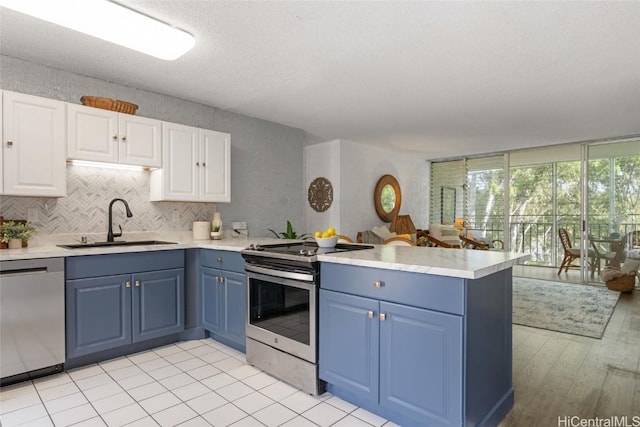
0,233,530,279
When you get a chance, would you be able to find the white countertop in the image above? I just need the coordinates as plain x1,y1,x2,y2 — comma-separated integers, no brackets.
0,232,530,279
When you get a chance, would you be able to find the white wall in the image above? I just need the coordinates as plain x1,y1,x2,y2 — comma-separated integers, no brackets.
305,140,430,241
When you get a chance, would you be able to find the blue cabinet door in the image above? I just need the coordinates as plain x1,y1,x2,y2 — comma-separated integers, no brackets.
201,266,223,333
319,289,379,404
379,301,463,427
132,269,185,342
221,270,246,349
201,266,246,351
66,275,132,358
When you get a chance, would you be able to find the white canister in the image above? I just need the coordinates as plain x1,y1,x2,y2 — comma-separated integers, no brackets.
193,221,211,240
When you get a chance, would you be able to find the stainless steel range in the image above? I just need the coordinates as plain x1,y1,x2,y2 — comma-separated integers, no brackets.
241,241,373,395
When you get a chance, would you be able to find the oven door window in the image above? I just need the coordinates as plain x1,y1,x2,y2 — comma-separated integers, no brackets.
249,277,310,345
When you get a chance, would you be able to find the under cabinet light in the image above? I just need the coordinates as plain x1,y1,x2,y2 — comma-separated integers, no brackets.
0,0,195,60
68,160,148,171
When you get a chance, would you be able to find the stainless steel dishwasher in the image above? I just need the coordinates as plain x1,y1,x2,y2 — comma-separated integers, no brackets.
1,257,65,385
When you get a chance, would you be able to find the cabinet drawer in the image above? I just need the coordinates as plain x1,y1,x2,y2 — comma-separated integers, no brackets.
66,250,184,279
320,263,464,315
200,249,245,273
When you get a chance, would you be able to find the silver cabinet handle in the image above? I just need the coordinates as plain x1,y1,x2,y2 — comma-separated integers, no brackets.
196,162,200,166
379,313,386,321
217,257,222,263
202,162,206,167
374,281,383,288
6,140,13,147
125,281,131,288
121,135,127,142
135,280,141,287
367,311,374,319
113,134,118,141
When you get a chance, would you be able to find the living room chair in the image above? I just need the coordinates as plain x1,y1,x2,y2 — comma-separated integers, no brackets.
459,234,504,250
426,234,461,248
589,238,617,276
337,235,353,243
558,228,595,275
383,236,416,246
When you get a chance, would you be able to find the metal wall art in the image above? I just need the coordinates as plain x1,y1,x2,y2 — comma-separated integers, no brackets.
308,177,333,212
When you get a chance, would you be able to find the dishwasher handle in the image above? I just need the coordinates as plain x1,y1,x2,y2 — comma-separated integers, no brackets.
0,258,64,275
0,267,49,277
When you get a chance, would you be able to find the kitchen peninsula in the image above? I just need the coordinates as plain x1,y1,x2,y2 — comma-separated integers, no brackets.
0,237,529,427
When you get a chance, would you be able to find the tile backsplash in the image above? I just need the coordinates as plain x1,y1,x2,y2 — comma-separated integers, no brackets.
0,165,217,235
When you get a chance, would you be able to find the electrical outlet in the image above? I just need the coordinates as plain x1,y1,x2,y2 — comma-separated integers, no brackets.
27,208,39,223
172,210,181,222
232,221,247,230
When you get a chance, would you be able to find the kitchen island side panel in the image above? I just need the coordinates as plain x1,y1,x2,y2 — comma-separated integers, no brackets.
465,268,514,427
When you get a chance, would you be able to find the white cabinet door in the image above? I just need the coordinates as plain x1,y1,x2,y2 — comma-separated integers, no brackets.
150,123,231,202
200,129,231,202
118,115,161,168
2,91,66,197
153,121,199,201
67,103,118,163
68,103,161,167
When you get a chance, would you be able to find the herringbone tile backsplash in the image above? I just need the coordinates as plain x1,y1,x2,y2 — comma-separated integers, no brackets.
0,165,217,235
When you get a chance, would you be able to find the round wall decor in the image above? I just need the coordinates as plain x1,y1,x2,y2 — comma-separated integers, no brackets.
308,177,333,212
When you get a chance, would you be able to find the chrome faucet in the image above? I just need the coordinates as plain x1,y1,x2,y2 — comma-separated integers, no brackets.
107,198,133,242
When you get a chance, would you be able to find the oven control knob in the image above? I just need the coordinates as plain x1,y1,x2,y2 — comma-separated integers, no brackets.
299,249,308,255
308,249,316,255
248,244,256,250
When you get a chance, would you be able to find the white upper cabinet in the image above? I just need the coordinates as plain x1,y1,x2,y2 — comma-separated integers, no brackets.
67,103,161,168
200,129,231,202
150,122,230,202
1,91,66,197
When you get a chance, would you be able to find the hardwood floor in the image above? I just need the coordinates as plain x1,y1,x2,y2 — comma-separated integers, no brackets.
500,266,640,426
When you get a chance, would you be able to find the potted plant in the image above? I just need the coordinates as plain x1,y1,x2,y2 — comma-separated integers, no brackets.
211,223,222,240
268,220,309,240
1,221,36,249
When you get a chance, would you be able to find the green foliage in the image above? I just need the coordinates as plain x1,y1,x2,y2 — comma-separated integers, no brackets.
268,220,309,240
0,221,36,243
449,148,640,265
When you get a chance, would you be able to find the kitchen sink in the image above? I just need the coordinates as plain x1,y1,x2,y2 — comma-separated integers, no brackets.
57,240,177,249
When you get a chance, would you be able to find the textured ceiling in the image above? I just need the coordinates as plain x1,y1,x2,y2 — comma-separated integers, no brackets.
1,1,639,160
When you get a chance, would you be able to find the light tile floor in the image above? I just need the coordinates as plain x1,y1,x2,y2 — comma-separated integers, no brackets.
0,339,400,427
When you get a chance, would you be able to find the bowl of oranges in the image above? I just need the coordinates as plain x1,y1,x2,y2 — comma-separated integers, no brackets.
314,227,338,248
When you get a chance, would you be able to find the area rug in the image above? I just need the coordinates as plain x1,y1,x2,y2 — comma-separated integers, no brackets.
512,277,620,339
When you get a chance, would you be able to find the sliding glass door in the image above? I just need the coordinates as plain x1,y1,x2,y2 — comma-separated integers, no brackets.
430,138,639,284
586,140,640,282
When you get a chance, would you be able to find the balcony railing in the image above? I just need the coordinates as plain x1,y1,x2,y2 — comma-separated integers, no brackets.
468,215,639,267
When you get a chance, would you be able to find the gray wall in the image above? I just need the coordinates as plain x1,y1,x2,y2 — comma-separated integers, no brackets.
0,56,306,237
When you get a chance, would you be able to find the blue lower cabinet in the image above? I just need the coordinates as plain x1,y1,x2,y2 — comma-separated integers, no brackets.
66,263,184,359
319,290,463,427
379,301,462,427
223,271,246,347
201,266,223,332
133,269,184,342
200,265,246,351
319,290,379,404
66,275,132,358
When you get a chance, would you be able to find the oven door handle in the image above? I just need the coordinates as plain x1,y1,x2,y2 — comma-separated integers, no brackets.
245,264,315,282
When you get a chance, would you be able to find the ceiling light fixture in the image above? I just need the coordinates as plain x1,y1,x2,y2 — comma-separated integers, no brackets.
0,0,195,60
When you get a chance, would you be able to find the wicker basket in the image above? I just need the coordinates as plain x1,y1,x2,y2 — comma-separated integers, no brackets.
605,271,636,292
81,96,138,115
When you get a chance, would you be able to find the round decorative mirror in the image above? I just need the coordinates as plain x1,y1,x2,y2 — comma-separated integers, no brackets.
374,174,402,222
